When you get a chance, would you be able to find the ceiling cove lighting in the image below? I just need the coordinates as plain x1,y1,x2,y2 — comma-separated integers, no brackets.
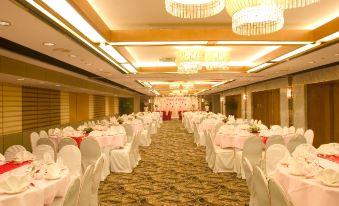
271,43,320,62
25,0,127,73
0,20,11,26
109,41,208,46
165,0,225,19
121,64,137,73
195,89,208,95
216,41,312,45
152,90,160,95
317,32,339,42
274,0,320,9
99,44,127,63
41,0,105,43
247,63,273,73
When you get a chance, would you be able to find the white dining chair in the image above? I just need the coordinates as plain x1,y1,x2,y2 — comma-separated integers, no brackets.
91,155,104,206
39,130,49,138
265,144,290,177
271,125,282,131
268,178,293,206
288,126,295,134
304,129,314,145
211,136,234,173
30,132,40,152
295,128,304,135
37,138,56,152
78,164,94,206
287,134,307,153
292,144,317,158
80,138,101,172
4,145,26,161
52,177,81,206
205,131,216,169
33,145,55,162
48,128,55,136
58,138,77,151
266,135,285,148
242,157,254,206
252,166,270,206
243,137,263,168
140,124,152,146
122,123,135,143
58,145,82,176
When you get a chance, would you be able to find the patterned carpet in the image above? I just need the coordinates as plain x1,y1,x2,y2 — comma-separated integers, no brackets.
99,120,249,206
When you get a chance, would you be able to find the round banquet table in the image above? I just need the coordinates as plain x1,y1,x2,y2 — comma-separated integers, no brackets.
93,134,127,148
274,161,339,206
0,164,71,206
214,133,256,149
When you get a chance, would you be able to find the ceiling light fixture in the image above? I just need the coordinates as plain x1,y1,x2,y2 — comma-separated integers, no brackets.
216,41,312,45
109,41,208,46
271,42,320,62
176,47,204,73
247,63,273,73
42,42,55,46
165,0,225,19
122,63,137,73
41,0,105,42
274,0,320,9
204,47,230,70
69,54,77,58
99,43,127,63
17,78,25,81
0,20,11,26
317,31,339,42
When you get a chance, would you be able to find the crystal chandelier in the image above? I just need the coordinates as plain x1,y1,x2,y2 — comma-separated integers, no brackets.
182,82,194,90
273,0,320,9
204,47,230,70
165,0,225,19
169,82,181,89
176,48,204,73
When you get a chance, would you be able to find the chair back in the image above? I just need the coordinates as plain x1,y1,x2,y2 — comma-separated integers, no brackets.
91,156,105,206
253,166,270,206
58,145,81,176
39,130,48,138
4,145,26,161
48,128,54,136
271,125,282,131
242,157,254,194
243,137,262,167
268,178,292,206
122,123,134,140
295,128,304,135
266,144,290,177
62,177,81,206
58,138,77,151
266,135,284,148
78,164,94,206
80,138,101,171
304,129,314,145
33,145,55,162
36,138,56,154
287,134,306,153
30,132,40,152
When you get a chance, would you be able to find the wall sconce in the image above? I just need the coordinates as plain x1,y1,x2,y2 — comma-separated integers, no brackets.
287,87,293,99
202,98,205,103
243,94,247,101
148,99,151,103
220,97,225,102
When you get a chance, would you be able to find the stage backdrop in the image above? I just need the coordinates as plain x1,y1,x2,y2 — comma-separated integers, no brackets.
154,96,199,118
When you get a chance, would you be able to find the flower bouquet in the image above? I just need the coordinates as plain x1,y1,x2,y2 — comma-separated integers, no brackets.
117,117,124,125
222,116,228,123
83,127,93,134
249,124,260,133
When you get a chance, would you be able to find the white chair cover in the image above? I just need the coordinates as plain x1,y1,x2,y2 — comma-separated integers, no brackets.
30,132,40,152
243,137,262,167
295,128,304,135
288,126,295,134
304,129,314,145
210,133,234,173
58,138,77,150
80,138,101,172
252,166,270,206
122,123,135,143
57,145,81,176
51,177,81,206
139,124,152,146
268,178,293,206
110,143,133,173
36,138,56,153
205,132,216,169
271,125,282,131
287,134,307,153
78,164,94,206
4,145,26,161
242,157,254,205
193,123,205,146
265,144,290,177
266,135,284,148
33,145,55,161
39,130,49,138
317,143,339,155
91,155,104,206
48,128,54,136
292,144,317,159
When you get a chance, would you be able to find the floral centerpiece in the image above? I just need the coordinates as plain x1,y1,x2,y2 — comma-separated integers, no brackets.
222,116,228,123
117,117,124,125
83,127,93,134
249,124,260,133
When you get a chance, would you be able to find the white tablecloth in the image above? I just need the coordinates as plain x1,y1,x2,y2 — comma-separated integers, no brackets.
0,165,71,206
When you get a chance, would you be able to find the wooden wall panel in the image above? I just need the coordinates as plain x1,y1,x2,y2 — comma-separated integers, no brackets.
0,83,3,135
69,92,77,123
307,83,332,147
93,95,105,118
88,95,93,119
105,96,109,116
60,92,70,124
114,97,119,115
252,89,280,126
334,83,339,143
108,97,115,115
225,94,241,118
76,93,89,121
2,84,22,134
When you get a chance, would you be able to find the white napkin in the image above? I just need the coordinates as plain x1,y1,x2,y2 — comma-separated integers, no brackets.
0,175,30,194
56,157,65,169
317,143,339,156
43,152,54,164
15,151,34,162
53,128,61,136
0,154,5,165
45,163,61,179
317,169,339,187
288,158,308,175
77,125,86,131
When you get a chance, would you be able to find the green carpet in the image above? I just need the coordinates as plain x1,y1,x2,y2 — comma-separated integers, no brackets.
99,120,249,206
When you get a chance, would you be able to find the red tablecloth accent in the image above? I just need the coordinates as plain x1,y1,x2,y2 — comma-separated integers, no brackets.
0,160,32,174
71,134,88,147
318,154,339,164
261,136,268,144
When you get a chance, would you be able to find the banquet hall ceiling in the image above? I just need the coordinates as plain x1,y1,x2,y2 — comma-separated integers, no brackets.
0,0,338,96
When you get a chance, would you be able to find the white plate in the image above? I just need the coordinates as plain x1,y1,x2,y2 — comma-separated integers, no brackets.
289,171,307,176
320,180,339,187
3,186,28,194
45,175,61,180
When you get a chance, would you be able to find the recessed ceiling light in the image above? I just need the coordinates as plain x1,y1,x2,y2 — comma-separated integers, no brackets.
85,63,93,66
335,53,339,56
99,69,103,71
69,54,77,58
55,84,60,87
0,20,11,26
308,61,315,64
17,78,24,81
43,42,55,46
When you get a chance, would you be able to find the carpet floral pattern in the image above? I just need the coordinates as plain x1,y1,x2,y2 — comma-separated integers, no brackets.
99,120,249,205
